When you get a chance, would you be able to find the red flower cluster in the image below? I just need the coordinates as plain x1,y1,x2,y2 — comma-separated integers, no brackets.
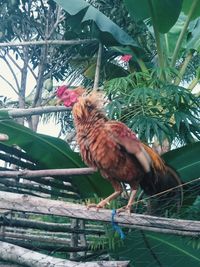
56,85,78,107
120,54,132,62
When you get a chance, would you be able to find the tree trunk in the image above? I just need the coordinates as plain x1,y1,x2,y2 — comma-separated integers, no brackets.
17,46,29,125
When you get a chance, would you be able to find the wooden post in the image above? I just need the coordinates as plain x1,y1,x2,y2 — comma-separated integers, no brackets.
79,220,87,257
70,219,79,260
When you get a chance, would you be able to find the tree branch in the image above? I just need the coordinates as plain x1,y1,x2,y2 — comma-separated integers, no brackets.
0,74,19,96
15,51,37,81
0,52,20,91
32,45,47,109
6,52,22,72
0,191,200,237
47,5,65,39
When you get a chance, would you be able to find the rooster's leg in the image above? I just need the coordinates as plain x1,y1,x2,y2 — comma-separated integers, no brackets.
87,180,123,210
117,185,138,214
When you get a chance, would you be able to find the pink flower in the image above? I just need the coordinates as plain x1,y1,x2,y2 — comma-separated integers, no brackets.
56,85,68,98
120,54,132,62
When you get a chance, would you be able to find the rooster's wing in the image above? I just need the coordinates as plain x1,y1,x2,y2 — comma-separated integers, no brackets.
103,121,152,173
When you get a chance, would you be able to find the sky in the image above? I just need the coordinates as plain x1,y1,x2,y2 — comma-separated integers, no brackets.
0,56,61,137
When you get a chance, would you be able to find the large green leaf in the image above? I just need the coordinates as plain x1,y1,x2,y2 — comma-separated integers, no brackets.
166,15,200,55
165,13,187,57
182,0,200,21
123,0,182,33
53,0,142,51
0,119,112,198
162,142,200,183
187,18,200,51
111,230,200,266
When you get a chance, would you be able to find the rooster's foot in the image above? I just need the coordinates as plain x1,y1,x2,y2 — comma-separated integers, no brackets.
87,200,108,211
117,205,132,215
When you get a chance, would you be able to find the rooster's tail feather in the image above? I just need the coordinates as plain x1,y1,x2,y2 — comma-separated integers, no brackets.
140,144,183,209
140,165,183,212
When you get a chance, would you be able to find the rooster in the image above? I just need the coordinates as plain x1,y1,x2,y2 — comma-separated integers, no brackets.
57,86,182,213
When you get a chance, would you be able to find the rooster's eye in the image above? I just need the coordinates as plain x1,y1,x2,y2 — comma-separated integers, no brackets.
86,101,94,112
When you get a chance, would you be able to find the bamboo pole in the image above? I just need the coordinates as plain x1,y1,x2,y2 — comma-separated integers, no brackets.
0,39,98,48
1,217,105,235
0,178,76,199
0,260,21,267
0,241,129,267
0,191,200,237
3,105,70,118
0,167,96,178
0,232,73,246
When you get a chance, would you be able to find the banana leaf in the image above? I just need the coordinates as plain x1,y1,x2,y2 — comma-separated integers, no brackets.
111,230,200,267
123,0,182,33
182,0,200,21
53,0,142,52
162,142,200,183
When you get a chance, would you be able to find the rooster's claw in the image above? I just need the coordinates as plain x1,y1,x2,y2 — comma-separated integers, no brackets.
117,205,132,215
87,200,108,211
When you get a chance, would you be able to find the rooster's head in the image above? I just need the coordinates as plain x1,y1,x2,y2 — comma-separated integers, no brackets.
57,87,106,123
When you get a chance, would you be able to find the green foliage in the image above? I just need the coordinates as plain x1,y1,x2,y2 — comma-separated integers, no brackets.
111,230,200,267
89,225,124,251
184,196,200,220
182,0,200,21
187,18,200,52
164,13,188,57
124,0,182,33
162,142,200,183
54,0,142,51
105,74,200,144
186,236,200,250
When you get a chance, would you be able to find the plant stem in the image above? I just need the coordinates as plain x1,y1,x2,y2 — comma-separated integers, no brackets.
164,34,169,56
188,77,199,90
174,51,193,85
148,0,165,80
93,42,103,89
171,0,199,67
137,58,149,73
